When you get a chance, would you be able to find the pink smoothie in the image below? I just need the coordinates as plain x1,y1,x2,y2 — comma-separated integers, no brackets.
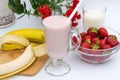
43,16,71,59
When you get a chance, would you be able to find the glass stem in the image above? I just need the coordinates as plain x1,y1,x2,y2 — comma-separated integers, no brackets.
52,59,63,65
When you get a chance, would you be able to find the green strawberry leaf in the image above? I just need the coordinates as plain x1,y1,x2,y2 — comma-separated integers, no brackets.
91,27,98,34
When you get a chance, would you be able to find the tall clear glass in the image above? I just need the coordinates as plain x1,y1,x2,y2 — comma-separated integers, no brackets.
83,4,106,31
43,15,81,76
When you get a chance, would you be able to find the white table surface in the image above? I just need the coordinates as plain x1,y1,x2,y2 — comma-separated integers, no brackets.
2,0,120,80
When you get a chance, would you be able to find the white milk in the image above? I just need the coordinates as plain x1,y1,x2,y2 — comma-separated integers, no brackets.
82,4,106,31
43,16,71,59
83,10,105,31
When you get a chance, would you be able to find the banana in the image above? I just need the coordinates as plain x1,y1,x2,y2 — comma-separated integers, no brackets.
33,43,47,57
6,28,44,43
0,35,30,50
0,29,47,77
2,43,25,50
0,45,35,75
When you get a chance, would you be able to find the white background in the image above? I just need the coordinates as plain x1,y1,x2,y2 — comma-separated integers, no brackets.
1,0,120,80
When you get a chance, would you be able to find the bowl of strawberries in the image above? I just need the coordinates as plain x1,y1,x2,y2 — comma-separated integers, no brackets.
74,27,120,63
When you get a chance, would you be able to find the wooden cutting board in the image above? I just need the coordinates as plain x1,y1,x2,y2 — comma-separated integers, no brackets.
0,49,48,76
19,54,48,76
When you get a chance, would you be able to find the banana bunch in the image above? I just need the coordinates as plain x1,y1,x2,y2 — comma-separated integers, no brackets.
0,28,47,77
6,28,44,43
1,28,44,50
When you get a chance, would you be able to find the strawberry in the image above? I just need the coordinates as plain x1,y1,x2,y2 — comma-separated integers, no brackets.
99,38,106,48
83,34,92,44
80,42,91,49
102,44,111,49
80,32,87,42
72,36,78,45
98,27,108,38
80,32,87,37
106,35,119,47
79,42,91,53
87,27,98,38
92,37,99,44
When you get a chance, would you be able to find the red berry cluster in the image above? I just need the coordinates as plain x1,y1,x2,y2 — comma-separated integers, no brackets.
73,0,79,8
65,0,81,27
72,27,120,63
38,5,52,19
80,27,119,50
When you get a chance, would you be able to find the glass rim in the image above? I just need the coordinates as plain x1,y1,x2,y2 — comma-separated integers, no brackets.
42,15,72,28
82,4,107,13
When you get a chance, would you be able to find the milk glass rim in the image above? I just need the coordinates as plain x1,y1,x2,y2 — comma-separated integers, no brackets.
42,15,72,28
82,5,107,13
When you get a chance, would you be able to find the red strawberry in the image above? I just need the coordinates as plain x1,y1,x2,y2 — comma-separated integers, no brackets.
99,38,106,48
80,32,87,37
83,35,92,44
106,35,119,47
72,36,78,45
102,44,111,49
79,42,91,53
80,42,91,49
87,27,98,38
92,37,99,44
98,27,108,38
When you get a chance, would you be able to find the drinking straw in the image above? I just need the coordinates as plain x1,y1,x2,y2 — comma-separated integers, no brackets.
67,0,83,22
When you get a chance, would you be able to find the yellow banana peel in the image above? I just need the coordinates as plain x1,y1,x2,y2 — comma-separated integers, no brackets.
0,34,30,50
2,43,25,50
6,28,44,43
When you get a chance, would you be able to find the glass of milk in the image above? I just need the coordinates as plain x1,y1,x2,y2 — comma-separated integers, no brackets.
83,4,106,31
43,15,81,76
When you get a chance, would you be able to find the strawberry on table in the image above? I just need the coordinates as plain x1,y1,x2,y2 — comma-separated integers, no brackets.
87,27,98,38
98,27,108,38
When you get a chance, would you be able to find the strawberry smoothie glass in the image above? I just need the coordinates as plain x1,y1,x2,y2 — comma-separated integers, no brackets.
43,15,81,76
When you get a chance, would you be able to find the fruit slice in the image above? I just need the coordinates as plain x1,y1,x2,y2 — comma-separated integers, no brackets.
0,35,30,50
33,43,47,57
6,28,44,43
0,45,35,75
